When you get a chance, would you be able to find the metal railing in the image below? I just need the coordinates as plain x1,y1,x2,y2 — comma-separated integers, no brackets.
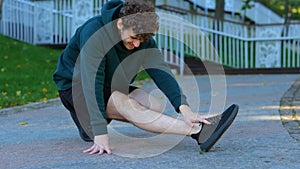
0,0,107,44
1,0,35,43
1,0,299,75
193,17,300,69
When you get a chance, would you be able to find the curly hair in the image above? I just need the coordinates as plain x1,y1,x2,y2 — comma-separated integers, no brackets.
119,0,159,42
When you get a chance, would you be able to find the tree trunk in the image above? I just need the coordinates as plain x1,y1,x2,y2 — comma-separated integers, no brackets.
283,0,291,36
215,0,225,31
215,0,225,20
0,0,2,20
213,0,225,60
284,0,290,24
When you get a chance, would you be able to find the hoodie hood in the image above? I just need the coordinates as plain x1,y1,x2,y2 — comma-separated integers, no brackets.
101,0,123,24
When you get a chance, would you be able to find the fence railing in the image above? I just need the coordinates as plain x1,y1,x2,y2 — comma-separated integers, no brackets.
0,0,108,44
1,0,35,44
156,11,219,75
157,6,300,70
191,0,283,24
193,17,300,69
1,0,299,75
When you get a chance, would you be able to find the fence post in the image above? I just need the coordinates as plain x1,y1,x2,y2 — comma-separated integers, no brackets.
244,25,248,68
33,0,53,44
255,25,282,68
180,21,184,76
72,0,94,36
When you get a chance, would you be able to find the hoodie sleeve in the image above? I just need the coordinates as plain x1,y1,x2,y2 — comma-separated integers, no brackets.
73,17,111,136
61,0,124,137
142,39,189,112
78,31,108,136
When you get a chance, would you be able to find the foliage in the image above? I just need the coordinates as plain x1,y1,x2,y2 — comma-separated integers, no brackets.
241,0,255,11
256,0,300,20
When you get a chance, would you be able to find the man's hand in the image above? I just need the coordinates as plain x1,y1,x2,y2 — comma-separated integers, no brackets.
83,134,112,155
179,105,217,127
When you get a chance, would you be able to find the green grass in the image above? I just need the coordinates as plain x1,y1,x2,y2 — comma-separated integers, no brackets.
0,34,151,109
0,34,62,109
135,70,151,81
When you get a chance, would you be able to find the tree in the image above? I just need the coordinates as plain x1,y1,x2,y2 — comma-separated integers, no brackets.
283,0,296,36
283,0,297,23
284,0,291,24
241,0,254,21
215,0,225,21
0,0,2,20
214,0,225,31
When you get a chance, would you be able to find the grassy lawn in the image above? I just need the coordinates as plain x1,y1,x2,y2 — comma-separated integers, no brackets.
0,34,151,109
0,34,62,109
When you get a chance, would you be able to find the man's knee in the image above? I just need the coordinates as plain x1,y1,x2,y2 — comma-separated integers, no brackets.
109,90,129,107
129,89,164,113
109,89,163,114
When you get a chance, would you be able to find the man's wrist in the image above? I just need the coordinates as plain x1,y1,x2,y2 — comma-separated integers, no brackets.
179,104,190,115
94,134,108,138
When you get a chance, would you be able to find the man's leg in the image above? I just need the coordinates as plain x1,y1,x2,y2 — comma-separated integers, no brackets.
106,89,163,122
59,88,92,142
106,90,201,136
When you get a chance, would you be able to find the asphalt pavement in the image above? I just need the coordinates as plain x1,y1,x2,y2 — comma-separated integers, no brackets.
1,74,299,169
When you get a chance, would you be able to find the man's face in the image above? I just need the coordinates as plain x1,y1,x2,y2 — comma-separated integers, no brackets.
119,28,143,50
117,19,143,50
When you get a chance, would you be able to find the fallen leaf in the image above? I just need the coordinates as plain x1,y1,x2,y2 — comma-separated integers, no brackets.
16,90,21,96
42,88,48,93
19,122,28,125
261,82,267,86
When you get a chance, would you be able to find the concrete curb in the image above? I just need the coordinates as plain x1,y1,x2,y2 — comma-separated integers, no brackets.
0,98,61,116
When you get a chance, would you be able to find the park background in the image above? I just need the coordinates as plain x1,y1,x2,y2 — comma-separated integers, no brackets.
0,0,299,109
0,1,299,168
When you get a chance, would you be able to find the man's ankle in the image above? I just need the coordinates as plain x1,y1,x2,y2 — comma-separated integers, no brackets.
190,124,202,137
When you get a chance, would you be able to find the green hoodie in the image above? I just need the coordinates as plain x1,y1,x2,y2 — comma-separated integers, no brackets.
53,0,188,137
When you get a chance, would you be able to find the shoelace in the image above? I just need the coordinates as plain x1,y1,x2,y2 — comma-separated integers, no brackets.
208,115,221,125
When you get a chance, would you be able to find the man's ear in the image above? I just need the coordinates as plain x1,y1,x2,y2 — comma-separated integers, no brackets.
117,19,123,30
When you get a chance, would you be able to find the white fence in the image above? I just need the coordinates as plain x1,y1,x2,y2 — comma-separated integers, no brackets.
189,14,300,69
157,6,300,70
191,0,284,24
0,0,107,44
1,0,299,75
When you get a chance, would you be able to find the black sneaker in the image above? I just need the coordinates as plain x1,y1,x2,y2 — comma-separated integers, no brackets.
192,104,239,152
191,115,221,144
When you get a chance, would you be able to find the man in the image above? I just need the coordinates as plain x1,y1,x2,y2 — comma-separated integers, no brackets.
53,0,238,155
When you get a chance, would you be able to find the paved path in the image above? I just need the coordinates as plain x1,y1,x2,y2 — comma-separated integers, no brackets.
1,75,299,169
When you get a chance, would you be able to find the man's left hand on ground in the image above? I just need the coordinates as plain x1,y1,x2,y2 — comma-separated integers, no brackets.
83,134,112,155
